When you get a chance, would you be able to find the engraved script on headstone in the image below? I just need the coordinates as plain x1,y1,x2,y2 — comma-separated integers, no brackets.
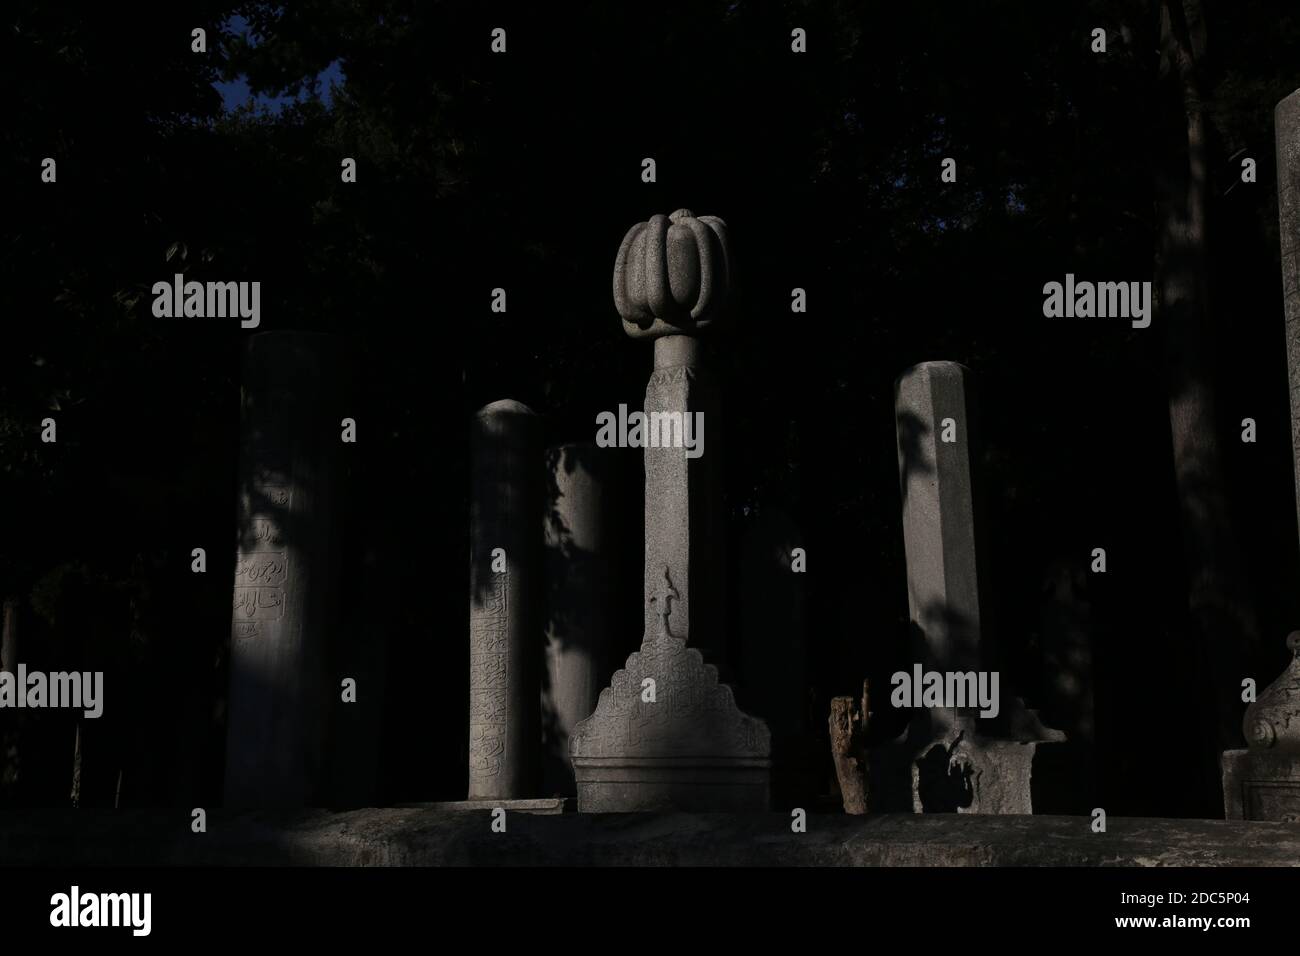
232,483,292,641
469,571,509,778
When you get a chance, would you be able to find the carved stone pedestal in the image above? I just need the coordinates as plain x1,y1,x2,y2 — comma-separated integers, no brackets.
571,631,770,812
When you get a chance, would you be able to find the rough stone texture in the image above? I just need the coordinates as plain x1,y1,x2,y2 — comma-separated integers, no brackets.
894,362,987,698
542,442,618,796
613,209,731,339
469,400,543,801
570,632,770,811
395,798,567,814
575,210,769,812
1243,633,1300,750
4,809,1299,866
1276,90,1300,534
1223,750,1300,821
1222,633,1300,820
225,333,348,808
640,336,725,659
877,362,1070,814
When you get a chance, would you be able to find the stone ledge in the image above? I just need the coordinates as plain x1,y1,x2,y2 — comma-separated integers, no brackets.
1,810,1299,866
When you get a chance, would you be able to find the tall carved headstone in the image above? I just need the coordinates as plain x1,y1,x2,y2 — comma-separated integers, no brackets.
225,332,348,807
1279,90,1300,534
1221,91,1300,821
872,362,1070,814
468,400,543,800
615,209,728,662
542,442,618,795
571,209,770,811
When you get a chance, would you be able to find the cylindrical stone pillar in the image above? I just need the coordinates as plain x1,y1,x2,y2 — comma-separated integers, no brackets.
225,332,349,807
1276,91,1300,536
469,400,542,800
541,442,617,795
642,336,724,659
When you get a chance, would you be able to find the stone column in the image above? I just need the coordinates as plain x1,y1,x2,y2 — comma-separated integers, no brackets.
614,209,729,655
1277,90,1300,537
873,361,1068,815
225,332,348,808
542,442,617,795
468,400,542,800
641,337,725,661
1219,92,1300,820
894,361,988,734
571,208,770,812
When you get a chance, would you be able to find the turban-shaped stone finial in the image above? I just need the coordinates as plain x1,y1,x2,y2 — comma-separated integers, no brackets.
613,208,731,339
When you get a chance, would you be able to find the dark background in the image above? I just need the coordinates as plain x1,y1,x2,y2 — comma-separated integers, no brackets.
3,0,1300,820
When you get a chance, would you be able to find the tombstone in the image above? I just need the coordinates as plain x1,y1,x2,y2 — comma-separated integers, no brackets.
1278,89,1300,528
468,400,543,801
224,332,349,807
615,209,728,665
541,441,619,796
872,362,1071,814
571,209,771,811
1221,91,1300,821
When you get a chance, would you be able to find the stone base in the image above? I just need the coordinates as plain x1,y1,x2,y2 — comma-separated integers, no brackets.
571,632,771,812
394,798,569,815
573,757,770,812
872,729,1079,815
1222,749,1300,821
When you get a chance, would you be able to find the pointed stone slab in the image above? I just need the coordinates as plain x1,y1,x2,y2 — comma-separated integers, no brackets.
570,631,771,812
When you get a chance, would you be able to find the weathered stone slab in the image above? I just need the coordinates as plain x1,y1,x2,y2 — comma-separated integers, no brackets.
1275,90,1300,533
876,361,1071,814
894,361,987,697
224,332,349,808
468,400,543,801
